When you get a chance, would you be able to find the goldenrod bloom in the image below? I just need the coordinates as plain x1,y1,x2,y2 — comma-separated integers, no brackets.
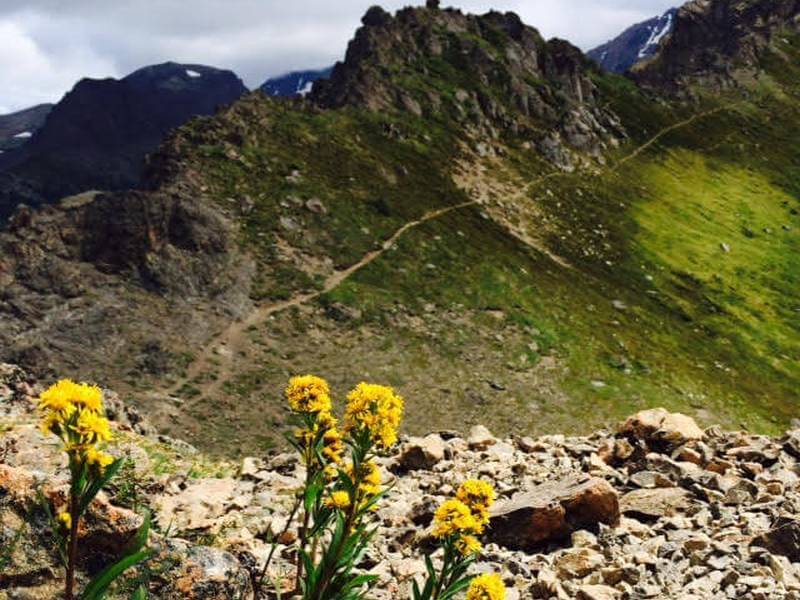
57,511,72,531
324,490,351,510
72,383,103,412
322,427,344,464
457,479,495,528
466,574,505,600
286,375,331,414
344,383,404,449
84,446,114,472
75,411,112,443
39,379,79,414
432,499,479,538
455,534,482,556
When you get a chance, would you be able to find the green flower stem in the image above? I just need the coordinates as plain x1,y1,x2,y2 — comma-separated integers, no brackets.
65,491,80,600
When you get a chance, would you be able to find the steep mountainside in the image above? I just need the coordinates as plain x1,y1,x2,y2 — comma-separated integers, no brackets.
634,0,800,90
0,1,798,457
0,103,53,152
0,62,246,221
588,8,677,73
260,67,333,96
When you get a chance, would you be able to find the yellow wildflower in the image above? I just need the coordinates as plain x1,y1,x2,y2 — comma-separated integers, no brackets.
457,479,495,527
345,460,382,498
343,382,404,449
72,383,103,412
324,490,351,510
286,375,331,414
322,427,344,464
57,511,72,531
75,411,112,443
84,446,114,471
39,411,63,436
455,534,482,556
432,499,479,538
38,379,78,414
466,574,505,600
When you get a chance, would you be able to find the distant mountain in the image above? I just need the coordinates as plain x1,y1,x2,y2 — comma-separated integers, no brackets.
0,62,246,221
0,104,53,152
588,8,677,73
260,67,333,97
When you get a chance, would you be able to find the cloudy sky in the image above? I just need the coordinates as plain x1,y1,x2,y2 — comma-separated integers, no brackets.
0,0,676,114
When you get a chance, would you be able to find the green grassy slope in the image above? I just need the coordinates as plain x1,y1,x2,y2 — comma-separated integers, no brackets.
142,32,800,456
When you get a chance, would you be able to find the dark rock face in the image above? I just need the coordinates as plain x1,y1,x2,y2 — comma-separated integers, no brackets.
488,475,620,551
0,62,246,222
588,8,678,73
0,104,53,152
311,5,624,167
260,67,333,97
0,189,252,378
633,0,800,91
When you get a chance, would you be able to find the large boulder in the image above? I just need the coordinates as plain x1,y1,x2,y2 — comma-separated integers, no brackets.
488,475,619,551
618,408,704,451
397,434,445,471
752,518,800,562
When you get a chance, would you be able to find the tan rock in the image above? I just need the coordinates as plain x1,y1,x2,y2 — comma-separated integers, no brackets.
468,425,496,450
488,475,619,551
398,434,445,470
577,584,620,600
618,408,704,449
556,548,605,578
620,488,692,519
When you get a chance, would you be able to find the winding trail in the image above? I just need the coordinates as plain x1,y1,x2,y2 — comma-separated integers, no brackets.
166,104,736,400
168,201,477,398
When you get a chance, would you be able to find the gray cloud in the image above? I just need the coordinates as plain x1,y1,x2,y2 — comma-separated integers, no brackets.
0,0,677,113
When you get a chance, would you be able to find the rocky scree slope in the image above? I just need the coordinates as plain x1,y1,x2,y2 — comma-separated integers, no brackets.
4,365,800,598
0,2,799,455
633,0,800,91
0,62,246,221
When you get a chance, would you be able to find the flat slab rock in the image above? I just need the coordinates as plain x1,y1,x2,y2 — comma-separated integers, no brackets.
488,475,619,551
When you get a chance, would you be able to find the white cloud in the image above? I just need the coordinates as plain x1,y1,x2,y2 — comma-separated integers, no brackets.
0,0,677,113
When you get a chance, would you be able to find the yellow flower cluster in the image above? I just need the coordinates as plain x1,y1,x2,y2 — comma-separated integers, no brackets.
432,499,480,538
432,480,496,555
456,479,495,528
38,379,114,473
466,573,506,600
324,490,351,510
343,383,404,449
57,511,72,531
286,375,332,414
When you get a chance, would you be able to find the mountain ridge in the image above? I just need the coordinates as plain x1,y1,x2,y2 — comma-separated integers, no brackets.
0,61,247,221
0,1,798,456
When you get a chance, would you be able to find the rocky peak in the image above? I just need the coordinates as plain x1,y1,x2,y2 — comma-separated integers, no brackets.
311,4,624,168
633,0,800,91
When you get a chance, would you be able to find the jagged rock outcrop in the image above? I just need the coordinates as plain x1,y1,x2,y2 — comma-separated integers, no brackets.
0,190,252,378
634,0,800,91
311,4,624,169
3,366,800,599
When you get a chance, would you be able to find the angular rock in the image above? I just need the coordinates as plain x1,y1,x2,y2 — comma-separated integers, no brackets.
397,434,445,471
468,425,496,450
618,408,704,450
620,488,693,519
752,518,800,562
577,584,620,600
488,475,619,551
